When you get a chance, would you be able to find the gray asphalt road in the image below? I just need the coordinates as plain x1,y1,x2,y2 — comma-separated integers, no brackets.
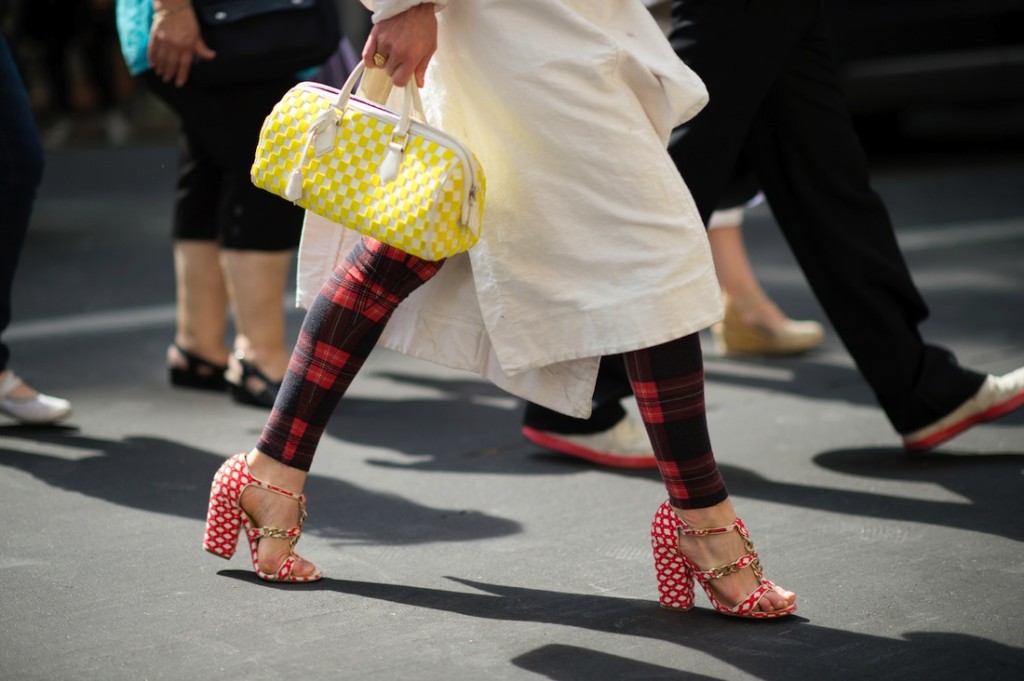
2,130,1023,680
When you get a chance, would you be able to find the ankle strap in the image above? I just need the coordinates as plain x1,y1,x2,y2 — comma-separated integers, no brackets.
246,476,304,503
678,518,745,538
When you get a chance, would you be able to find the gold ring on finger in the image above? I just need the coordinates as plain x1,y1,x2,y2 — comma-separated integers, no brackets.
373,53,387,67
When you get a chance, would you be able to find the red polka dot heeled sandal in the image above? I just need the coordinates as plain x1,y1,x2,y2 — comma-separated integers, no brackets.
650,500,795,619
203,453,322,582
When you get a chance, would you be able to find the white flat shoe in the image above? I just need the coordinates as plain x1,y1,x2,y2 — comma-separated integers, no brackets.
0,371,72,425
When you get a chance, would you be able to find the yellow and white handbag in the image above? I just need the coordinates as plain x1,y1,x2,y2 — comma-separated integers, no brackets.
251,63,485,261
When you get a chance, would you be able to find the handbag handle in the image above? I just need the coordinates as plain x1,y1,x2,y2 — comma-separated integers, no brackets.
336,62,425,147
284,62,426,200
345,62,427,122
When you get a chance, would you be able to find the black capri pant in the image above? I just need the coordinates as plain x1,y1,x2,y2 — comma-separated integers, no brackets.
143,73,304,251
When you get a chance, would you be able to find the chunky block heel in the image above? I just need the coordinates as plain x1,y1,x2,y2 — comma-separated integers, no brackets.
203,458,245,560
651,500,696,611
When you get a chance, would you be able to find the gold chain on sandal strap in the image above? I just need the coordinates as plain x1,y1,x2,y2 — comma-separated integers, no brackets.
708,555,762,580
680,524,765,581
260,526,294,540
256,525,303,549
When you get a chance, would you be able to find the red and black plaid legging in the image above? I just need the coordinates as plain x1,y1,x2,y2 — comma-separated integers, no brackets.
258,237,727,510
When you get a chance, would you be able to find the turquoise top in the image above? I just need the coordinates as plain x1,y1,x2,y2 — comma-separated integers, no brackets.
115,0,153,76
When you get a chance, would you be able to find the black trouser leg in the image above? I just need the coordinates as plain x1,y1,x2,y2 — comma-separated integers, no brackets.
522,355,631,434
668,0,984,432
0,35,46,372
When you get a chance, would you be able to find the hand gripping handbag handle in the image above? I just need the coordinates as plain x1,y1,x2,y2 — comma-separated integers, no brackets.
284,62,428,199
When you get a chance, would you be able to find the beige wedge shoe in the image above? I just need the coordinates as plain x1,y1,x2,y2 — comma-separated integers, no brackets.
712,296,824,356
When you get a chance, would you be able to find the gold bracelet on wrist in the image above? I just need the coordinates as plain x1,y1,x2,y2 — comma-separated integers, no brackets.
154,0,192,19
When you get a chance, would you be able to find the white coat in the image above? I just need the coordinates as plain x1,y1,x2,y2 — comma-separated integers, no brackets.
297,0,722,417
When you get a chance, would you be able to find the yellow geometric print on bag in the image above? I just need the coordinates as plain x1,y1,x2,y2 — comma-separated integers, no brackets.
251,64,485,261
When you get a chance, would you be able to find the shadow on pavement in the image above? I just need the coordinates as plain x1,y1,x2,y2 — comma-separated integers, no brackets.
0,428,521,546
375,359,874,418
3,423,1021,544
512,645,720,680
705,355,877,410
218,571,1024,679
320,384,1024,543
720,453,1024,541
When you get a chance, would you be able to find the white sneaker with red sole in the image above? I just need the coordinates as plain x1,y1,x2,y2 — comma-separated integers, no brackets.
522,413,657,468
902,367,1024,451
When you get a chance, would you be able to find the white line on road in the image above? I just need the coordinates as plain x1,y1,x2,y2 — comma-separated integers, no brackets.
6,216,1021,342
6,294,301,342
5,304,177,342
895,217,1024,251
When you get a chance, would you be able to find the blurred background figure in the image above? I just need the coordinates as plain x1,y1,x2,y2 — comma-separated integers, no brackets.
0,28,73,425
707,201,824,356
11,0,132,148
114,0,342,408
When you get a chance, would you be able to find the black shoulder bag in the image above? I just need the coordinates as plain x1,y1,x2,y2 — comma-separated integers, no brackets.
189,0,341,86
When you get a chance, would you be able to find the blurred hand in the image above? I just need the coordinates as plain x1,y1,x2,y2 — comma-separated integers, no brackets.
362,3,437,88
147,7,216,87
